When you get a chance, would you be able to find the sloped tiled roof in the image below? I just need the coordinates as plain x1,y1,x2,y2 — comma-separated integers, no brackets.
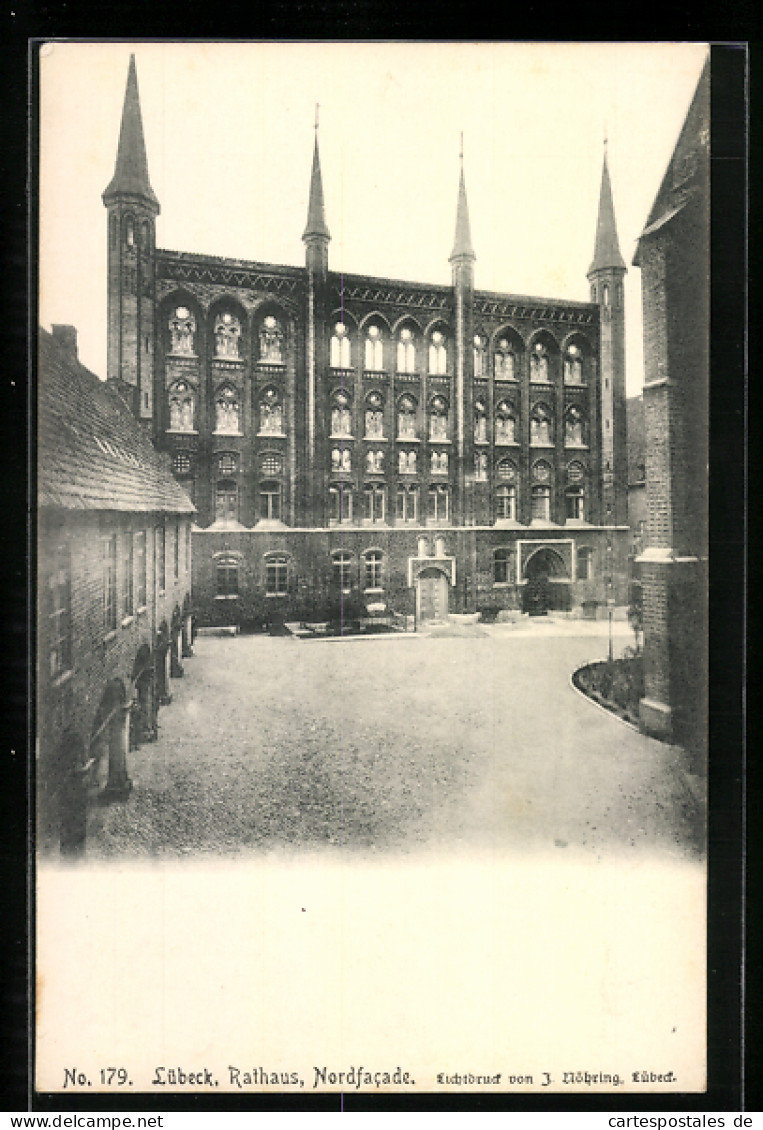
38,328,195,515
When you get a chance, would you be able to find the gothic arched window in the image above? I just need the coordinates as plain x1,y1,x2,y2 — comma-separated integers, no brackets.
329,485,353,524
365,392,385,439
363,483,386,524
530,403,553,445
474,398,488,444
331,447,352,473
428,330,447,375
564,343,584,385
428,396,448,442
397,327,416,374
169,306,196,356
259,387,284,435
474,452,488,480
431,450,448,475
365,449,384,474
397,395,417,440
259,315,284,363
214,386,241,434
530,342,550,382
427,484,450,522
214,312,241,359
473,334,487,377
168,380,195,432
495,401,517,445
330,322,351,368
494,338,516,380
124,215,135,247
496,458,517,482
330,391,353,437
365,325,384,371
564,405,586,446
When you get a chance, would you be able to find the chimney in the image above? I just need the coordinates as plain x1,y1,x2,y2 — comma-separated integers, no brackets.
51,325,78,364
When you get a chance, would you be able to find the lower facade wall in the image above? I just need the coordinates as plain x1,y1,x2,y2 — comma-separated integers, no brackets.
192,524,630,629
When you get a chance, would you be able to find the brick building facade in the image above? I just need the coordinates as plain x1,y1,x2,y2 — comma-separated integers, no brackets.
38,326,195,854
633,59,709,754
104,56,630,631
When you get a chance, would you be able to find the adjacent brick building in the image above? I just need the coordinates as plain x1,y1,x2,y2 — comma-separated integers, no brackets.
633,59,709,754
104,56,630,631
37,325,195,854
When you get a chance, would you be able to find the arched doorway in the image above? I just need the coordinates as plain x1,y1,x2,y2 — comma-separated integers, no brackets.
417,566,449,625
89,680,132,804
170,606,184,678
156,623,172,705
523,548,570,615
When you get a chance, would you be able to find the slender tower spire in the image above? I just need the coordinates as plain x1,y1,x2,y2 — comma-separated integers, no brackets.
103,54,159,421
588,141,625,275
302,104,330,243
588,140,627,528
449,134,475,263
103,54,159,212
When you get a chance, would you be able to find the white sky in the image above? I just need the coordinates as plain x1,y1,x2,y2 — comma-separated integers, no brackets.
38,41,708,395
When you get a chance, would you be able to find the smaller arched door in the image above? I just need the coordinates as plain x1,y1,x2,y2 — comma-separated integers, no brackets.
417,567,449,625
523,548,569,615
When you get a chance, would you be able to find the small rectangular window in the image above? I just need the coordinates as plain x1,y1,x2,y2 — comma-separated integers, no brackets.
216,557,239,597
266,556,289,596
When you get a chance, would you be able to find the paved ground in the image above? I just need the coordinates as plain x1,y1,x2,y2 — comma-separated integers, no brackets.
89,621,705,860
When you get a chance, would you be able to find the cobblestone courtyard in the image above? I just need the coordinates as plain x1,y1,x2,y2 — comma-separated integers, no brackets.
89,622,705,859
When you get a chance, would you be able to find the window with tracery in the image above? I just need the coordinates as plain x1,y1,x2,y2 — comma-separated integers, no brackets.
496,458,516,482
530,342,550,382
331,391,353,437
495,401,517,444
217,452,238,476
260,453,283,477
331,447,352,473
564,343,584,384
429,396,448,442
397,395,417,440
428,330,447,375
494,339,516,380
431,450,448,475
214,312,242,359
473,334,487,377
259,315,284,363
214,387,240,434
530,403,553,445
397,327,416,374
365,325,384,371
330,322,351,368
365,392,385,438
168,380,195,432
474,399,488,444
173,452,192,476
564,405,586,446
259,388,284,435
169,306,196,355
366,449,384,474
398,449,417,475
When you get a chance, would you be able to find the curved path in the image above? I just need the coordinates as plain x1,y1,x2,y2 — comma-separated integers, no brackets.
90,626,705,860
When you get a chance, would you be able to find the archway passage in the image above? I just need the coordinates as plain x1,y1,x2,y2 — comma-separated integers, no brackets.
523,548,570,615
417,567,449,625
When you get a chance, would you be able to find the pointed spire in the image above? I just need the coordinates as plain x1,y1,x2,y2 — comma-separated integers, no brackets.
302,109,330,243
103,55,159,211
449,137,475,263
588,144,625,275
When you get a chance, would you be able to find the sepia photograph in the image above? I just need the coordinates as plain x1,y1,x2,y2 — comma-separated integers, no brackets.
35,40,711,1100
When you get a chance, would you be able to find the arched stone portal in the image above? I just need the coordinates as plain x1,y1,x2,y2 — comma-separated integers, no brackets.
522,547,570,615
416,566,450,625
